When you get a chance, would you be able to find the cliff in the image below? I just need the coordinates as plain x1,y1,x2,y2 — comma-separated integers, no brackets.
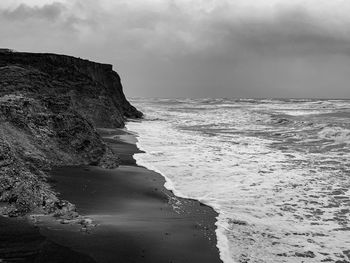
0,52,142,127
0,51,142,216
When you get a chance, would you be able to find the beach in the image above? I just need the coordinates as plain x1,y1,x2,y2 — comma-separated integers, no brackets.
0,128,222,263
0,216,96,262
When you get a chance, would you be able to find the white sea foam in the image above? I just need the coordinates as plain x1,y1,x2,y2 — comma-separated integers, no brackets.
132,140,190,200
128,121,237,263
127,98,350,263
318,126,350,144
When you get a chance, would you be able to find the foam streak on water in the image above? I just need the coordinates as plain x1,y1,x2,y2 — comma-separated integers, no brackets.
126,98,350,263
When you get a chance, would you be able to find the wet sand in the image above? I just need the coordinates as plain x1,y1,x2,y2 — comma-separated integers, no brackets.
36,128,222,263
0,216,96,263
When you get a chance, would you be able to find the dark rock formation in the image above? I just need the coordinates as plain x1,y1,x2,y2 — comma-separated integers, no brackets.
0,51,142,216
0,52,142,127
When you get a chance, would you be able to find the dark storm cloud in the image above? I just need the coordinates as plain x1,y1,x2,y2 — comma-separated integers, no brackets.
1,0,350,98
1,2,65,21
2,1,349,57
227,8,350,57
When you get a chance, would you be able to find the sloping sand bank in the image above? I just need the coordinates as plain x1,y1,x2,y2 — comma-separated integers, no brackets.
37,128,222,263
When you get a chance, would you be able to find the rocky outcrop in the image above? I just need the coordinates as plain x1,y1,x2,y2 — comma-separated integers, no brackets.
0,52,142,127
0,52,142,216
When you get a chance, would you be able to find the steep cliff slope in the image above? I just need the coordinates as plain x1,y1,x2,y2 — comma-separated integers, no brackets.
0,52,142,127
0,52,142,216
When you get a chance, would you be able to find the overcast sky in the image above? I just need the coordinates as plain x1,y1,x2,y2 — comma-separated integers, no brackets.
1,0,350,98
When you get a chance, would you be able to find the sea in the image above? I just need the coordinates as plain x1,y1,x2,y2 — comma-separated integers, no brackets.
126,98,350,263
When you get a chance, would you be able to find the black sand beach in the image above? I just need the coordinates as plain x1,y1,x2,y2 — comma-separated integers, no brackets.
0,128,222,263
0,216,96,262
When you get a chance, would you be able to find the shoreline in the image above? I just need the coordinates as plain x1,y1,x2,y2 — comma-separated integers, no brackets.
127,125,231,263
0,127,222,262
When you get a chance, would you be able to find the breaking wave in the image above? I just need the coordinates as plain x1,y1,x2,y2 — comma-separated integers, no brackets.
127,98,350,263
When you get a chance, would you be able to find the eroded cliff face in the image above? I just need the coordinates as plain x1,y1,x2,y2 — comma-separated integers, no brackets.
0,52,142,216
0,52,142,127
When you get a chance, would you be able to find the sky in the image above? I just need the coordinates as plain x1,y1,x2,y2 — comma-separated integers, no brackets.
1,0,350,98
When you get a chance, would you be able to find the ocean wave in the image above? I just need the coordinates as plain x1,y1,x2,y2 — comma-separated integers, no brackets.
318,126,350,144
127,98,350,263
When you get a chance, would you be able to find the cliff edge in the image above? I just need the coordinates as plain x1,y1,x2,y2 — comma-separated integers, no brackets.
0,51,142,217
0,52,142,127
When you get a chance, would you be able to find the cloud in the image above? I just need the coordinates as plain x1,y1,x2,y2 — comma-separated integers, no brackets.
1,2,66,21
1,0,350,98
68,0,350,59
231,8,350,57
2,0,350,58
